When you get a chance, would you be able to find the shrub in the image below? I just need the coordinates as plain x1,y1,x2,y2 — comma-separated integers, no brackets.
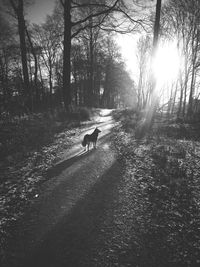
76,107,91,121
56,109,68,122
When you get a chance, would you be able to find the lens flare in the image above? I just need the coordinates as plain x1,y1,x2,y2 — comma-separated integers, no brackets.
152,41,181,87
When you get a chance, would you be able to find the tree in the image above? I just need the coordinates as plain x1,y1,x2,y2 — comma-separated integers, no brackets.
32,15,62,109
9,0,30,102
135,0,162,137
60,0,142,111
0,14,14,114
62,0,72,112
102,59,135,108
143,0,162,124
163,0,200,118
26,27,39,105
99,34,135,108
149,0,162,107
136,35,151,110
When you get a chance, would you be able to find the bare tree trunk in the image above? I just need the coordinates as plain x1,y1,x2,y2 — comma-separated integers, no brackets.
177,83,183,117
73,69,78,106
150,0,162,106
187,67,196,116
38,59,45,105
89,18,95,107
26,28,39,104
49,63,53,109
146,0,162,119
182,79,187,116
187,21,199,117
187,37,198,116
0,54,10,103
62,0,71,112
10,0,30,100
167,86,173,117
153,0,162,52
135,0,162,138
137,73,143,110
171,82,178,115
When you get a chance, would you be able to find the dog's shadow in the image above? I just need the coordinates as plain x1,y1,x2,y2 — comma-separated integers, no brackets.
46,149,93,178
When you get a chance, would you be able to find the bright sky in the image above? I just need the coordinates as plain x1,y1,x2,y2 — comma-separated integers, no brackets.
116,33,140,79
27,0,56,23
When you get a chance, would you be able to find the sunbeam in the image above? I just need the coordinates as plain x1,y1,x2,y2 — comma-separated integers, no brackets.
152,41,181,87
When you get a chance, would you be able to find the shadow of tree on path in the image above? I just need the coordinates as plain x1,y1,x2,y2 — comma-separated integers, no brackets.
46,149,91,178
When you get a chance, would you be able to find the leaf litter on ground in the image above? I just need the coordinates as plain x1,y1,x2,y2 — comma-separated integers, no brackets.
111,113,200,266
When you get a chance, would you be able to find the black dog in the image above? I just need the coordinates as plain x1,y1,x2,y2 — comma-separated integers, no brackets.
82,128,101,151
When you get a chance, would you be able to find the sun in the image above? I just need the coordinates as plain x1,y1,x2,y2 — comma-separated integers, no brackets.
152,41,181,87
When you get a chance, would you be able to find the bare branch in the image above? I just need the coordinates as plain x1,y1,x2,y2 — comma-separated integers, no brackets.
72,0,119,27
71,12,109,39
71,1,117,9
114,9,147,31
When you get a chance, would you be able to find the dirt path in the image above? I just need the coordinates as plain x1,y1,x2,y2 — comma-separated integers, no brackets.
4,111,123,267
4,111,200,266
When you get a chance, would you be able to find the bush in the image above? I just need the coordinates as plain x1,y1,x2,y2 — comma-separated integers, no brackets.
53,107,91,122
113,108,140,133
0,107,92,160
71,107,91,121
56,109,68,122
77,107,91,121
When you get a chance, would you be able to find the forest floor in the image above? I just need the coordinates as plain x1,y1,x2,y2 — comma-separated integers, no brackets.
1,109,200,266
0,108,115,264
111,110,200,266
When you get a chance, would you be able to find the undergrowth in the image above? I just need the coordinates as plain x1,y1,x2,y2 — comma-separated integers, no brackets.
0,107,91,161
112,109,200,266
0,106,92,263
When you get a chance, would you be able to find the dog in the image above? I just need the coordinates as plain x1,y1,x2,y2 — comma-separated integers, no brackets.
82,127,101,151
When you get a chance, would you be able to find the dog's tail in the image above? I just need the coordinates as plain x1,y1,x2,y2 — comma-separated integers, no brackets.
82,136,87,147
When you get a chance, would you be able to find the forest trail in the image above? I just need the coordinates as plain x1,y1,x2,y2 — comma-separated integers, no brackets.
4,109,120,267
4,111,200,267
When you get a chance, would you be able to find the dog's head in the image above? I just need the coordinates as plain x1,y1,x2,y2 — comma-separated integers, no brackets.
95,127,101,134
